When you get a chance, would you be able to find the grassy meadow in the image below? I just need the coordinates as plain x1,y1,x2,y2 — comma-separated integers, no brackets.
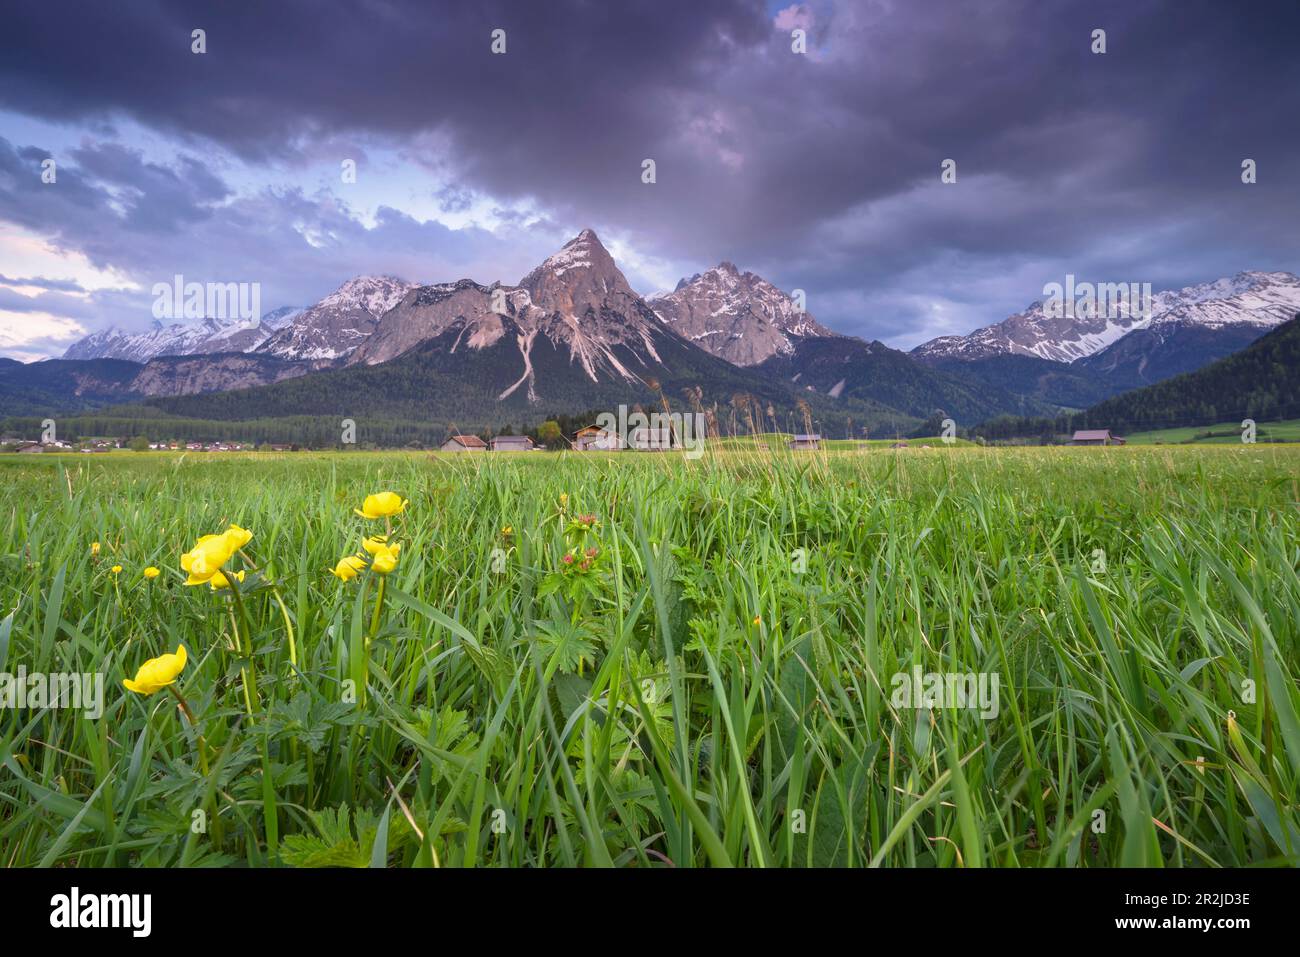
1125,417,1300,446
1,444,1298,867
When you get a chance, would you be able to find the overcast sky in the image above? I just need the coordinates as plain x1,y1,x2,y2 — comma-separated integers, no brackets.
1,0,1298,360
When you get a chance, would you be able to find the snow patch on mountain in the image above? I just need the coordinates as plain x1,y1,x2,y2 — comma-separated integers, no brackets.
256,276,414,360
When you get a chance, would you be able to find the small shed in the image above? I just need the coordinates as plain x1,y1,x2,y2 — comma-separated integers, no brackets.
490,435,534,452
441,434,487,452
788,434,822,451
1072,429,1125,446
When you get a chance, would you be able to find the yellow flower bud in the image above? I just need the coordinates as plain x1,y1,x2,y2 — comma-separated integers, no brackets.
332,554,366,581
354,492,407,519
123,645,188,695
370,542,400,575
208,569,246,590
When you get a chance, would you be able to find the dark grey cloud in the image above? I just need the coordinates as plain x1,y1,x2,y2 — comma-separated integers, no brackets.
0,274,85,292
1,0,1298,348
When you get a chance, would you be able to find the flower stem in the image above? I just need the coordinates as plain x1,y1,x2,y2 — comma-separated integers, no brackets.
239,549,297,673
369,575,386,643
167,684,210,777
225,574,260,715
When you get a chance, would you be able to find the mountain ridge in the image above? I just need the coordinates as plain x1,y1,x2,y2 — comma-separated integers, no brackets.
27,235,1299,441
913,270,1300,363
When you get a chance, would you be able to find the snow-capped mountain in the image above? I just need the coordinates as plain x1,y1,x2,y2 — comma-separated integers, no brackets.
348,230,676,401
62,313,288,363
913,271,1300,363
256,276,413,360
648,262,836,366
1139,271,1300,334
45,248,1299,425
138,229,814,421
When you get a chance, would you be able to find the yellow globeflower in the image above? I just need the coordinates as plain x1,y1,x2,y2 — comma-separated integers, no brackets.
361,535,392,555
111,565,123,575
144,566,161,579
355,492,407,519
208,569,247,591
371,546,399,575
123,645,188,695
223,524,253,550
181,534,235,585
332,554,366,581
91,541,101,557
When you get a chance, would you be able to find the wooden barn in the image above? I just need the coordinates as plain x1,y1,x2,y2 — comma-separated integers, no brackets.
1072,429,1126,446
440,434,488,452
490,435,534,452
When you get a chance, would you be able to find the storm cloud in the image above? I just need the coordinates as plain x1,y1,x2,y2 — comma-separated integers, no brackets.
1,0,1297,355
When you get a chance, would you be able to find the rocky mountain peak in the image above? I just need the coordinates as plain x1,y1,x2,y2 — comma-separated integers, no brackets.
521,229,637,317
648,261,836,366
256,275,415,361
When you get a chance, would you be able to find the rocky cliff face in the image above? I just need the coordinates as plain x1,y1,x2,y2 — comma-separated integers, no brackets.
648,262,836,366
127,353,319,396
348,230,672,401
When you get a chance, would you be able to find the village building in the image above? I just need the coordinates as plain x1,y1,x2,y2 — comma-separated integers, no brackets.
440,434,488,453
573,425,625,451
1072,429,1126,446
788,433,822,451
490,435,534,452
